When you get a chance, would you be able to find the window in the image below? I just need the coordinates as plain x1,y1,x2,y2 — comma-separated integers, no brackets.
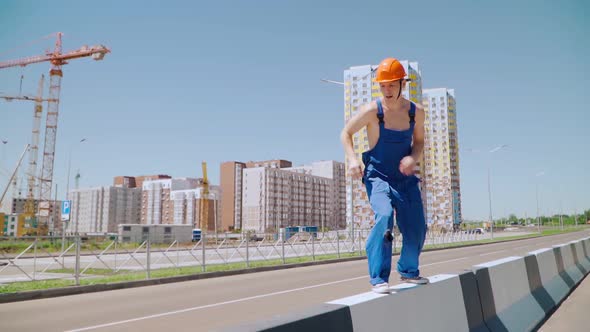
143,227,149,233
123,226,131,231
165,227,171,233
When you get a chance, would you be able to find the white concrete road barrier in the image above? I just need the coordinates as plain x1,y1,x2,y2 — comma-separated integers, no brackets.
227,237,590,332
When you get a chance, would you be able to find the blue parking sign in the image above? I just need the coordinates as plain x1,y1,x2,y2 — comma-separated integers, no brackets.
61,200,71,221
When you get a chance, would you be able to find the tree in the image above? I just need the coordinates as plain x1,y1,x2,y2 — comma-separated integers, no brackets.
508,214,518,225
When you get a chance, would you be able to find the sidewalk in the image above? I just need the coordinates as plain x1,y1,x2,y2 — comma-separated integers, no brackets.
539,274,590,331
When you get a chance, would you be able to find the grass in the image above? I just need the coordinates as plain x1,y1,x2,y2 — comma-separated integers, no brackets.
0,226,586,294
0,252,361,294
418,227,585,252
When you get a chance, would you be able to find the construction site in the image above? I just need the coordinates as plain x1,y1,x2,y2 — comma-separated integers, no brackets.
0,33,222,238
0,32,111,237
0,32,218,237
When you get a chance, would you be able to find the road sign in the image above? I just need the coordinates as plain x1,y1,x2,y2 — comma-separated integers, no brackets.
61,200,71,222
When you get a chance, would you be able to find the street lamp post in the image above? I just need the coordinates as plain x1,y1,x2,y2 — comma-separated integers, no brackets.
66,138,86,238
320,77,355,243
536,183,540,233
487,165,494,239
486,144,508,240
66,138,87,201
534,171,545,234
321,68,374,245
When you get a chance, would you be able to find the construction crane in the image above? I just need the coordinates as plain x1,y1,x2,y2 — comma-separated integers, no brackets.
0,32,110,234
0,145,29,210
24,75,44,220
199,162,210,232
0,75,52,234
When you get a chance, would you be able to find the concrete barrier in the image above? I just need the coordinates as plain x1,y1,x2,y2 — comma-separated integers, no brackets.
224,303,354,332
582,237,590,261
230,273,488,332
526,248,569,310
552,243,584,284
327,273,488,332
474,256,545,332
227,236,590,332
569,240,590,273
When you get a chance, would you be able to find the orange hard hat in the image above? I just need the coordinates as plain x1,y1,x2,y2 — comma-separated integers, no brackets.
374,58,407,83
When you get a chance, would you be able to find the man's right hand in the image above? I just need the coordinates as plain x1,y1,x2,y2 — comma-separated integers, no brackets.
348,160,364,180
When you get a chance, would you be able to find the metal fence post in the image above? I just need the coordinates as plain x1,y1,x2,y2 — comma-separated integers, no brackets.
176,238,179,266
312,233,315,261
246,234,250,268
33,238,38,281
224,232,228,262
75,235,80,286
201,232,206,272
337,230,340,259
114,235,118,271
281,229,286,264
358,230,362,256
146,234,151,280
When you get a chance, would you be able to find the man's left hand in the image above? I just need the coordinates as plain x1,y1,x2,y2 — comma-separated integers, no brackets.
399,156,416,176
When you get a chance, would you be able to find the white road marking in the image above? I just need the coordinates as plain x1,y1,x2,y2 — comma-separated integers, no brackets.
421,257,468,267
479,250,507,257
65,275,367,331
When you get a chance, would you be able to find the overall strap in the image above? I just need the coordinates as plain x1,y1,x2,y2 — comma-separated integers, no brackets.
376,99,384,124
409,102,416,125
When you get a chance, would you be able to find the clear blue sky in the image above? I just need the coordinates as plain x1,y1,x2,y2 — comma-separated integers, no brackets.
0,0,588,220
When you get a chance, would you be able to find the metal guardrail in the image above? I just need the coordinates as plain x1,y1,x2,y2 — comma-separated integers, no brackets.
0,225,579,285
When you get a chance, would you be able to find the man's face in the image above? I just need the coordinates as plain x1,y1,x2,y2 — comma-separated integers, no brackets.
379,80,404,100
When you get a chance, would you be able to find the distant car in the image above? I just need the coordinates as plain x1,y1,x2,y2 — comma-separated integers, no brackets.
474,228,485,234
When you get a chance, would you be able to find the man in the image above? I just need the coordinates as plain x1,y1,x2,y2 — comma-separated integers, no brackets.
340,57,428,294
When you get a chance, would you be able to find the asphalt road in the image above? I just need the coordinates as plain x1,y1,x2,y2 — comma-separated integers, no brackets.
1,230,588,332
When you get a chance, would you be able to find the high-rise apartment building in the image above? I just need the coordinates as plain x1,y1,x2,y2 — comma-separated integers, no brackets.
220,160,292,231
141,177,221,231
70,186,142,234
421,88,462,226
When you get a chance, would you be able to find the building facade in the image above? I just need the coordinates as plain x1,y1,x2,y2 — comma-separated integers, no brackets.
220,161,247,231
117,224,192,244
220,160,292,231
114,174,171,189
70,186,142,234
241,160,346,233
141,178,221,232
1,214,26,237
8,198,62,234
422,88,462,226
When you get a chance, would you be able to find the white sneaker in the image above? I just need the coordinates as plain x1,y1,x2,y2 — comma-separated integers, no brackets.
371,282,390,294
400,276,429,285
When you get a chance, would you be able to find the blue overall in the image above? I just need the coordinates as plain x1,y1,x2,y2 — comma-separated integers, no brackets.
362,99,427,285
